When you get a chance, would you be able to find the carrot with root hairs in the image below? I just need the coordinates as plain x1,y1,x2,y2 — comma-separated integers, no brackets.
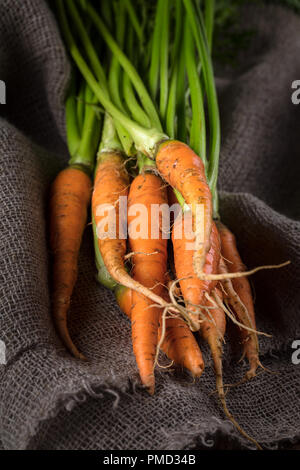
127,171,168,394
115,285,204,378
202,288,262,450
172,212,220,330
217,222,261,380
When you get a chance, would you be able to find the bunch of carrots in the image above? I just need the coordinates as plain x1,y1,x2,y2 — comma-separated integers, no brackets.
50,0,289,449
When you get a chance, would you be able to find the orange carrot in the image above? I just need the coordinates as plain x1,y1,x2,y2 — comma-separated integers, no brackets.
115,284,133,319
127,172,168,394
172,212,220,329
50,167,92,360
115,285,204,378
92,151,129,281
217,222,260,379
158,314,204,377
156,140,213,276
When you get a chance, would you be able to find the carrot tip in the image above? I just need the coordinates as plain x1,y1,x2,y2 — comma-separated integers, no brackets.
147,385,155,396
77,352,88,361
67,347,87,361
56,329,87,361
143,381,155,395
142,377,155,395
191,364,205,378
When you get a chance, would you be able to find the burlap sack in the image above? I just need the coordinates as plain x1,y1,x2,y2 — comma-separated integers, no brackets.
0,0,299,450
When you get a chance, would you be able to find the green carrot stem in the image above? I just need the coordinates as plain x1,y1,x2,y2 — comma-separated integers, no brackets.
137,153,156,173
66,0,133,154
123,74,151,128
173,188,186,210
108,0,126,111
204,0,215,52
165,65,178,139
183,0,220,216
123,0,143,43
122,19,151,129
83,0,162,131
84,81,102,154
99,113,123,154
70,85,101,170
184,15,207,166
109,58,133,155
56,0,166,157
65,0,108,93
66,76,99,172
107,1,134,154
149,0,164,101
159,0,170,124
65,75,81,157
113,119,134,156
176,44,187,143
171,0,184,73
108,53,124,111
76,80,86,135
